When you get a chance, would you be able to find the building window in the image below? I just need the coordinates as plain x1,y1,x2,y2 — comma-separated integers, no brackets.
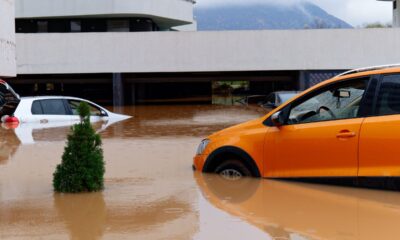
394,1,397,10
16,19,38,33
81,19,107,32
16,17,159,33
107,19,130,32
71,20,82,32
130,18,156,32
37,20,48,33
48,19,70,33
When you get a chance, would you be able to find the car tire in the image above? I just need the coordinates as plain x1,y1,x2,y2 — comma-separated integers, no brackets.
214,159,252,179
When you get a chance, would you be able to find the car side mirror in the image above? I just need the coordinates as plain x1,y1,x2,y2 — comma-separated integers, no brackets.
100,110,108,117
271,111,284,127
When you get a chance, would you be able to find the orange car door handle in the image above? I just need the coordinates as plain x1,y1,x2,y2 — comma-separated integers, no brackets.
336,132,356,138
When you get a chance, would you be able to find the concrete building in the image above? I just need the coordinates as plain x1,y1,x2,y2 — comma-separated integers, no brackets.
379,0,399,27
0,0,16,78
11,0,400,105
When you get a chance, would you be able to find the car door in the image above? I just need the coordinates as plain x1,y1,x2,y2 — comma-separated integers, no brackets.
359,74,400,176
264,77,370,178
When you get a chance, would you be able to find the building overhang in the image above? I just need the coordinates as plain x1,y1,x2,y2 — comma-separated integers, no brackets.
16,0,195,29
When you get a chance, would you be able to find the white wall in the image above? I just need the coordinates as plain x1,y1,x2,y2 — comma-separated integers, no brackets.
16,28,400,74
16,0,194,28
0,0,16,77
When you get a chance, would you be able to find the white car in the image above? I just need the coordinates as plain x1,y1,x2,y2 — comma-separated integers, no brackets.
0,80,130,124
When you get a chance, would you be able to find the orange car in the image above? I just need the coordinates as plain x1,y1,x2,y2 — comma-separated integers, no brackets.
194,65,400,178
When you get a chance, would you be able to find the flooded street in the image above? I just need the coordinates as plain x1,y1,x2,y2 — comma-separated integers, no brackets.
2,105,400,240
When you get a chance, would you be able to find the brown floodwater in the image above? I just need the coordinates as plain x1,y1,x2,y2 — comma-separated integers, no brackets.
1,105,400,240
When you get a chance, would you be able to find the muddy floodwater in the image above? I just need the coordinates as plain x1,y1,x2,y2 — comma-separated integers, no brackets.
2,105,400,240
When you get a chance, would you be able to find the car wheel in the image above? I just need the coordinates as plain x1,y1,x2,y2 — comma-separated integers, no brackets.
215,159,252,179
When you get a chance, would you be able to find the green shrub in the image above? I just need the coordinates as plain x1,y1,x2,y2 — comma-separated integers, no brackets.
53,102,105,193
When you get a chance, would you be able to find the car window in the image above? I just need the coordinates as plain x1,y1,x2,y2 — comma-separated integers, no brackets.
68,100,104,116
31,101,43,115
376,74,400,116
287,78,368,125
278,93,297,105
39,99,68,115
266,94,275,104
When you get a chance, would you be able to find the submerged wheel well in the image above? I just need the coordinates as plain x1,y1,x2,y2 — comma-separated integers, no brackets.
203,146,261,178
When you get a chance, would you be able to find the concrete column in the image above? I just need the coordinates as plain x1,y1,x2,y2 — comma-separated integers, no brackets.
394,0,400,27
0,0,16,77
299,71,309,91
113,73,124,106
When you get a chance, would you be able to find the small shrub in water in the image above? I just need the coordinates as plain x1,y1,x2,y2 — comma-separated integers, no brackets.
53,102,105,193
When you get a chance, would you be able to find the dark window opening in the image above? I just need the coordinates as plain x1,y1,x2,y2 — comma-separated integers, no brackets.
81,19,107,32
70,20,82,32
130,18,155,32
16,19,38,33
48,19,71,33
37,20,48,33
107,19,130,32
16,18,159,33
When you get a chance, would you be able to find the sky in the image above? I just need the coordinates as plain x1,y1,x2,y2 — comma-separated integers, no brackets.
196,0,393,27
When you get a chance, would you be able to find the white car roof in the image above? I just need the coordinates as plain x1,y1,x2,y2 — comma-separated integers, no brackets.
21,96,90,101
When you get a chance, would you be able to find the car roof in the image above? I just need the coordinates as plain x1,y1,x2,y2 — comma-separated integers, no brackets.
20,96,106,110
273,91,301,94
304,66,400,97
21,96,90,101
331,66,400,82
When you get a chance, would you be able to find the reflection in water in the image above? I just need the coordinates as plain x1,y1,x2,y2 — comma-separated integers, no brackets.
0,127,20,164
102,105,266,138
195,172,400,240
0,105,264,239
54,193,106,240
4,104,400,239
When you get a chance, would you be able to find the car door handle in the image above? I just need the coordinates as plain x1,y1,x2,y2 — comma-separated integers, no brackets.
336,131,356,138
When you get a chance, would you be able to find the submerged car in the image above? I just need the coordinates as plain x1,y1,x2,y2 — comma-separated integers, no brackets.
0,80,20,118
260,91,301,109
0,80,130,124
194,64,400,179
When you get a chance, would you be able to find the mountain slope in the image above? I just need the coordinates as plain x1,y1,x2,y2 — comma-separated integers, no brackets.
195,2,352,31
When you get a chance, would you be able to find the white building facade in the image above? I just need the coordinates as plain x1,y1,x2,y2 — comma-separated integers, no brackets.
0,0,16,77
12,0,400,105
15,0,196,32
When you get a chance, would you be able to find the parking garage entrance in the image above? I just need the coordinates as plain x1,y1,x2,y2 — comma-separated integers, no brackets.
9,71,300,106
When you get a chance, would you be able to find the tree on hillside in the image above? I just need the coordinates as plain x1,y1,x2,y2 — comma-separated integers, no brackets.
304,18,331,29
363,22,392,28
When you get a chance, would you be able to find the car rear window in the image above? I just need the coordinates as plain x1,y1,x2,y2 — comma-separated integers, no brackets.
32,99,68,115
31,101,43,114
